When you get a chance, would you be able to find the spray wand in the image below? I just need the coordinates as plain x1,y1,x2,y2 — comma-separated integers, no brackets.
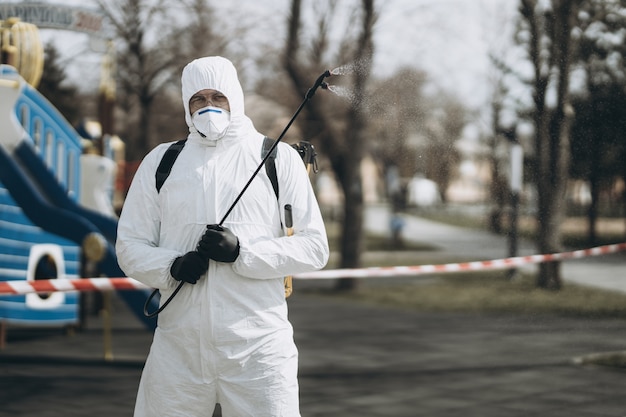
144,70,333,318
217,69,331,224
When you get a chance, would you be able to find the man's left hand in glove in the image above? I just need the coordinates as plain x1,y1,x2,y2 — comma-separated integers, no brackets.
197,224,240,263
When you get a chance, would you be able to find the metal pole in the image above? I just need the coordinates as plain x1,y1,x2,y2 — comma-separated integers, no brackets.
102,290,114,361
508,141,523,280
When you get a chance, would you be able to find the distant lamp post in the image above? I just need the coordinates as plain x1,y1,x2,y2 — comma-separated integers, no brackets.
507,130,523,279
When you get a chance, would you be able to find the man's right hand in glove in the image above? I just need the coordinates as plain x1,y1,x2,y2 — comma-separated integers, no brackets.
197,224,240,263
170,251,209,284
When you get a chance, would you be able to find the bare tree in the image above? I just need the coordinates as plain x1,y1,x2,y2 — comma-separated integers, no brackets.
97,0,185,162
149,0,230,145
485,54,517,234
38,43,82,125
284,0,376,290
421,95,465,203
97,0,238,167
487,86,510,233
518,0,581,289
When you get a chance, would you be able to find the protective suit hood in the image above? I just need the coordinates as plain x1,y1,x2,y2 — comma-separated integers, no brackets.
182,56,258,146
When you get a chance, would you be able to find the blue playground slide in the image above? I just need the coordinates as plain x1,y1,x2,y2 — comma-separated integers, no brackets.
0,65,157,330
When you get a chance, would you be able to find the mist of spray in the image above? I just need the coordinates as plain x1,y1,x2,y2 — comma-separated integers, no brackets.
324,84,358,104
329,57,372,76
323,58,372,107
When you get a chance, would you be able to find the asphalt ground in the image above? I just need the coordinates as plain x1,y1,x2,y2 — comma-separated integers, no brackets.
1,206,626,416
2,281,626,417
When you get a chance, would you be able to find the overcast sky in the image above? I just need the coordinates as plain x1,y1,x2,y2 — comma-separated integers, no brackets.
25,0,519,115
375,0,518,102
217,0,520,110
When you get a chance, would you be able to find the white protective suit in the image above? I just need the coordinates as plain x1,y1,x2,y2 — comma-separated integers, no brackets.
116,56,329,417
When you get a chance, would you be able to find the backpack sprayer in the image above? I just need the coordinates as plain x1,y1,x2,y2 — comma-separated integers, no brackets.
144,70,332,318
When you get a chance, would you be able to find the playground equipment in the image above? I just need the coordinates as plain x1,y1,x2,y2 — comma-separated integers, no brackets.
0,17,156,335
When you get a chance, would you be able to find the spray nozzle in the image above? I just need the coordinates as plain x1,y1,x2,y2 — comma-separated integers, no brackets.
306,69,332,99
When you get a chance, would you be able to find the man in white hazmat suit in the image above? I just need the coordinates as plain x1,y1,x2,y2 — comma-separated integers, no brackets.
116,56,329,416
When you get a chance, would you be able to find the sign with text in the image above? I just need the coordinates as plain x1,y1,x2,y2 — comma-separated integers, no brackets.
0,3,107,37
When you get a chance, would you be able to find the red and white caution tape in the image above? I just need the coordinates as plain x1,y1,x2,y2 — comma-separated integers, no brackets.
0,277,147,295
0,243,624,295
294,242,626,280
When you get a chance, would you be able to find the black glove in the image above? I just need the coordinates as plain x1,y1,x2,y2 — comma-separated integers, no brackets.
197,224,240,263
170,251,209,284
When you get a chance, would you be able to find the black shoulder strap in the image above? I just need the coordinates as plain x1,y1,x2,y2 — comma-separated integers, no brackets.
262,137,279,200
155,139,187,193
156,137,304,198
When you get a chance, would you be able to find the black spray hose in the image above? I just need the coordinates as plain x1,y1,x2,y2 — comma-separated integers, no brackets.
144,70,332,318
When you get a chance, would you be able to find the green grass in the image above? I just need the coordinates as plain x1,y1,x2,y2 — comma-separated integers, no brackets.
319,270,626,319
575,351,626,368
322,215,626,319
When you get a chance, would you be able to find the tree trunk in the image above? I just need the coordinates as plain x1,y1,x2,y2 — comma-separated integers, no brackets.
334,0,374,291
525,0,578,290
620,110,626,242
336,156,364,290
283,0,375,292
138,93,153,158
488,101,506,234
587,140,600,246
536,114,564,289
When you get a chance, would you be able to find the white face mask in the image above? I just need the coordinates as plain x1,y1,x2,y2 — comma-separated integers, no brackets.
191,106,231,140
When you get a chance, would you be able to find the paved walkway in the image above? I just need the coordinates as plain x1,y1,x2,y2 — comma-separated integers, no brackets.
366,204,626,294
1,204,625,416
